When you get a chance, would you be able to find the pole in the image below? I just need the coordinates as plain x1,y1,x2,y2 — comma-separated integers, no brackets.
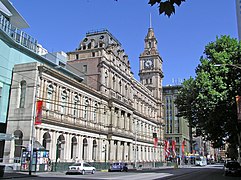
29,71,39,175
104,144,107,169
55,140,60,171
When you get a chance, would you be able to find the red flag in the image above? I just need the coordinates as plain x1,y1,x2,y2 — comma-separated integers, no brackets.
181,140,185,155
35,100,43,125
236,95,241,122
164,140,170,158
154,137,158,148
172,140,176,158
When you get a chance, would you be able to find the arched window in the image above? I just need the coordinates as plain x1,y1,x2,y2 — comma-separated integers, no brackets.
42,132,51,150
73,94,79,117
57,135,65,161
149,42,152,48
60,90,67,115
125,85,128,96
105,71,108,86
93,102,98,122
71,137,77,159
112,76,116,90
82,138,88,160
84,98,89,119
19,81,26,108
92,140,97,161
46,84,53,110
119,81,122,93
14,130,23,158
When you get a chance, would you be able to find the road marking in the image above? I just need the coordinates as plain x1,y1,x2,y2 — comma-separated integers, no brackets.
93,173,173,180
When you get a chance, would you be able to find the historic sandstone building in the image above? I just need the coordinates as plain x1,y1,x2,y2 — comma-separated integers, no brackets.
4,28,165,165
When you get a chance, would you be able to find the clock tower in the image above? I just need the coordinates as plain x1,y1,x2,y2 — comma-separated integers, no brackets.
139,27,164,100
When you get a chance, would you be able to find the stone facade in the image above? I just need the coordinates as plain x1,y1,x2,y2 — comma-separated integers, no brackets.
4,28,165,164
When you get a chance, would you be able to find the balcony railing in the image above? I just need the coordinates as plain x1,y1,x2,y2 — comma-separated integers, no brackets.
0,12,38,53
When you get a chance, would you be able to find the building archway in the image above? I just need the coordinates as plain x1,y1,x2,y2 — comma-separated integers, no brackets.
14,130,23,158
82,138,88,161
71,136,77,160
92,139,97,161
57,135,65,161
42,132,51,150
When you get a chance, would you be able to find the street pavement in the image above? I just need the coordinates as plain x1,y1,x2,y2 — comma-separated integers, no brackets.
0,165,175,179
1,164,226,179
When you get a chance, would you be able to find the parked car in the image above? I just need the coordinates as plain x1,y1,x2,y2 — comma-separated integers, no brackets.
223,160,241,176
108,162,128,172
66,162,96,175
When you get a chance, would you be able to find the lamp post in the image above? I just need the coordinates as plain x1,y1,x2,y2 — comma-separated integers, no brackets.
28,70,40,175
55,139,61,172
214,64,241,70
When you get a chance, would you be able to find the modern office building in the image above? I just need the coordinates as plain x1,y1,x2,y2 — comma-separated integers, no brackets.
162,85,190,158
236,0,241,40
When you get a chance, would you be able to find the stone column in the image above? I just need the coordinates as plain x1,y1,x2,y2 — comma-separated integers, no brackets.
63,133,70,161
97,139,103,162
109,140,115,161
76,136,83,161
123,142,128,161
116,141,120,161
48,131,54,160
88,137,93,161
129,143,133,162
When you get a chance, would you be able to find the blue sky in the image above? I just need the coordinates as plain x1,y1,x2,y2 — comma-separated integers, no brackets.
11,0,237,86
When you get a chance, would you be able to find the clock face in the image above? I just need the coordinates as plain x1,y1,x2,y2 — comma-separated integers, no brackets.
144,59,153,68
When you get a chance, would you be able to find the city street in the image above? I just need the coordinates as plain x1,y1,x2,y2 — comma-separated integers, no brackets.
4,164,241,180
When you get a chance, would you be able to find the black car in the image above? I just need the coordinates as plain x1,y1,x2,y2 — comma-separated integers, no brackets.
224,161,241,176
108,162,128,172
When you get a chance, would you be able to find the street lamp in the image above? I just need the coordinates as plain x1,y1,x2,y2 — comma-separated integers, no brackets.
214,64,241,70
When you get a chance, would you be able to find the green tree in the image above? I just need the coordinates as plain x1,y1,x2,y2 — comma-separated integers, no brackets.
175,35,241,149
175,77,197,152
148,0,186,17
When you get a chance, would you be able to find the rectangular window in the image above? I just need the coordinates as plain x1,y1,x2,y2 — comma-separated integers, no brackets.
175,137,179,143
83,65,87,73
76,54,79,59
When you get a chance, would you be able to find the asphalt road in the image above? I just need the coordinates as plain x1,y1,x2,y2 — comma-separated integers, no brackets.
4,164,241,180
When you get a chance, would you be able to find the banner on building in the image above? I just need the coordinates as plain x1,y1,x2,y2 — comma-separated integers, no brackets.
172,140,176,158
181,140,185,156
35,100,43,125
154,137,158,148
164,140,170,158
236,95,241,123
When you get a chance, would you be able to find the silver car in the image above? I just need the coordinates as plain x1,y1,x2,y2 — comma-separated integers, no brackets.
66,162,96,175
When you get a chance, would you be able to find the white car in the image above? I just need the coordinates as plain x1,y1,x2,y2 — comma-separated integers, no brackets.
66,162,96,175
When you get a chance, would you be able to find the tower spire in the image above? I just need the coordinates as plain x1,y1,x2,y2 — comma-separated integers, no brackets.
149,13,152,28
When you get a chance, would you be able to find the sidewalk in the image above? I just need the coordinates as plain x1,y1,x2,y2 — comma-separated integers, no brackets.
0,171,37,179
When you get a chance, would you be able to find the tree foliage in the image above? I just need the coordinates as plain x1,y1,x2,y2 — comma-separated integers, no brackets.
148,0,186,17
175,36,241,149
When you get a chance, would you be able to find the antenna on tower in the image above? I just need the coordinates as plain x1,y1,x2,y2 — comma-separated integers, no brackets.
149,13,152,28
